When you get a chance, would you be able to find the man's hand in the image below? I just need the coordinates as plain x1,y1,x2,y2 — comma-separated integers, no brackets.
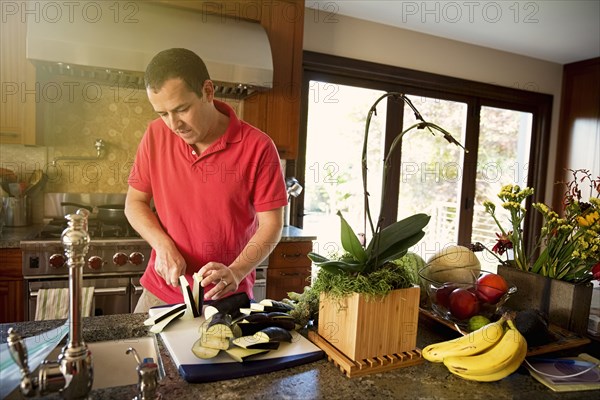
154,245,187,287
198,262,241,300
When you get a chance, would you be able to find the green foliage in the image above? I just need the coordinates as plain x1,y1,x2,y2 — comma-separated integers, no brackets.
311,261,417,301
308,213,430,277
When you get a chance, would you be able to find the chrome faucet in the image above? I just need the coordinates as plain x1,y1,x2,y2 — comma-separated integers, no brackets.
7,209,94,399
51,138,106,166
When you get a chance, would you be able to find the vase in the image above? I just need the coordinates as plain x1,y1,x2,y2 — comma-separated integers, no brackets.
317,286,420,361
497,264,593,335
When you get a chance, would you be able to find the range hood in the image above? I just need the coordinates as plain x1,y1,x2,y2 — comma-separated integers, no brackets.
26,1,273,99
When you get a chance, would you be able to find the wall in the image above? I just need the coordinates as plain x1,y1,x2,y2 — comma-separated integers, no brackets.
303,10,564,203
1,75,242,196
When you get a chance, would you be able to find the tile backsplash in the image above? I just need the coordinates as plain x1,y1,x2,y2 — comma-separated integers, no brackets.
1,75,242,198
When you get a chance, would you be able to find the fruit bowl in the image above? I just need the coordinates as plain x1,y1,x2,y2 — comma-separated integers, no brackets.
418,264,517,328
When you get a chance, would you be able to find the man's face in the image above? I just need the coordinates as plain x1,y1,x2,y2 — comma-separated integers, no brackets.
147,78,213,146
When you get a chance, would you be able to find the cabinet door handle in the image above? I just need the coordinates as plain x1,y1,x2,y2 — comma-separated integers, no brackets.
279,272,302,276
281,252,302,259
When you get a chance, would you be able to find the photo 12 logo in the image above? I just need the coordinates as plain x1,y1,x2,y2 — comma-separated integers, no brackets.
399,1,540,24
1,1,140,24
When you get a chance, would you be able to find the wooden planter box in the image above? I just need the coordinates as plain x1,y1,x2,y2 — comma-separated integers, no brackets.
317,287,420,361
497,265,593,335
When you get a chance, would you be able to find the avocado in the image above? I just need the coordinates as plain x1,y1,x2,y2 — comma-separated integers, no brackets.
514,309,553,347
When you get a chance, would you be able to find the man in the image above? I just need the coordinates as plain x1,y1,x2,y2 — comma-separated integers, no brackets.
126,48,287,312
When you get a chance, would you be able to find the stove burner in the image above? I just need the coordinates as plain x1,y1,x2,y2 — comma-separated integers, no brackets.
37,219,141,239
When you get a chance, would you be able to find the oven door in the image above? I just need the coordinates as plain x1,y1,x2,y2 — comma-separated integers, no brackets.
27,277,131,320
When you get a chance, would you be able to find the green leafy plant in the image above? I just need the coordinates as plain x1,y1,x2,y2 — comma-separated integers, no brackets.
307,93,465,298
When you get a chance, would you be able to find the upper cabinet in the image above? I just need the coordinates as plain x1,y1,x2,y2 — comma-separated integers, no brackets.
161,0,305,159
243,0,305,159
0,14,37,145
552,58,600,210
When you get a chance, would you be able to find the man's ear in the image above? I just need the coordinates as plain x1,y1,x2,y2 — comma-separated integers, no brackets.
202,80,215,101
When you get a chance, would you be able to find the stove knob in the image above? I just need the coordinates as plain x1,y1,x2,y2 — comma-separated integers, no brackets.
129,252,145,265
49,254,65,269
88,256,104,271
113,252,129,266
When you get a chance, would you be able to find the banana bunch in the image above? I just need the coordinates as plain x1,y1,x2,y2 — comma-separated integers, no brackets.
422,317,527,382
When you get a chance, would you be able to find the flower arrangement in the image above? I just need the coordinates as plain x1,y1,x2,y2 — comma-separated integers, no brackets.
483,169,600,283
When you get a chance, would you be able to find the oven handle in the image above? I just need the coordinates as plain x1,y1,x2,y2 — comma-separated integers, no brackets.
29,286,129,297
132,283,144,295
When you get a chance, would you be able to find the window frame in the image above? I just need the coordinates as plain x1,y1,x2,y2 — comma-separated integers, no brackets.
294,51,553,254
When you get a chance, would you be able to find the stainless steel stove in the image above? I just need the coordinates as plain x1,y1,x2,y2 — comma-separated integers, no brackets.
20,193,152,320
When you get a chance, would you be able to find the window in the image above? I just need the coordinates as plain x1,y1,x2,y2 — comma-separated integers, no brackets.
294,52,552,266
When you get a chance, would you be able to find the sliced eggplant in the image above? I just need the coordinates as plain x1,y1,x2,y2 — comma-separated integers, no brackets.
235,321,278,337
143,303,186,326
251,299,294,313
235,320,295,336
149,308,185,333
203,313,234,338
254,326,293,343
225,347,270,362
231,337,280,350
179,275,200,319
204,292,251,320
232,326,293,350
191,338,221,359
235,313,272,324
192,272,204,313
266,311,294,319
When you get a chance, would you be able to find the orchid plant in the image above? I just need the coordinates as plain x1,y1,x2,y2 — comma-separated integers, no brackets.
307,92,465,297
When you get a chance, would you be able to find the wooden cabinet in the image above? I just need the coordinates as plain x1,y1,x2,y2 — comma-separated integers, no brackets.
0,248,25,323
552,58,600,211
244,0,305,159
0,14,37,145
266,241,312,300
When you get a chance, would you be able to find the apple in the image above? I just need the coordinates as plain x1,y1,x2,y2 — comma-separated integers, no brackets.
449,288,480,320
476,273,508,304
435,283,458,309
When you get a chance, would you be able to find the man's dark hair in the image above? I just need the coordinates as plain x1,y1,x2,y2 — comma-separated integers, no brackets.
145,48,210,98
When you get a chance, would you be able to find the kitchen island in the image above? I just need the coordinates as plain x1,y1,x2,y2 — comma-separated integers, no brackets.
2,313,597,399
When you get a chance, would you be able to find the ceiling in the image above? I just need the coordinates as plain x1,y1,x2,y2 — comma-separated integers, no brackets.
306,0,600,64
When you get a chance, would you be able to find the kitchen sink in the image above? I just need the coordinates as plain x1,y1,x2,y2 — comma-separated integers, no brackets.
47,336,164,390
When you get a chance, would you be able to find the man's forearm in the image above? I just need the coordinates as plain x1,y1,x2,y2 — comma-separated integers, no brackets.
125,200,175,253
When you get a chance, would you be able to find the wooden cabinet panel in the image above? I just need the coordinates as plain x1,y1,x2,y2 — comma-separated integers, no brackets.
266,240,312,300
269,241,313,268
0,14,37,145
0,280,25,323
552,58,600,211
266,266,310,301
0,248,25,322
244,0,305,159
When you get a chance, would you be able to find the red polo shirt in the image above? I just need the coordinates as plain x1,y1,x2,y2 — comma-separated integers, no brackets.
129,100,287,304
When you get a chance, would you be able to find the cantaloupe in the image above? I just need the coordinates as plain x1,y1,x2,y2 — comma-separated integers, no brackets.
423,245,481,284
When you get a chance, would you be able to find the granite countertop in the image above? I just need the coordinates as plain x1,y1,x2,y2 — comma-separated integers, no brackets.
280,225,317,241
1,314,597,400
0,224,44,248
